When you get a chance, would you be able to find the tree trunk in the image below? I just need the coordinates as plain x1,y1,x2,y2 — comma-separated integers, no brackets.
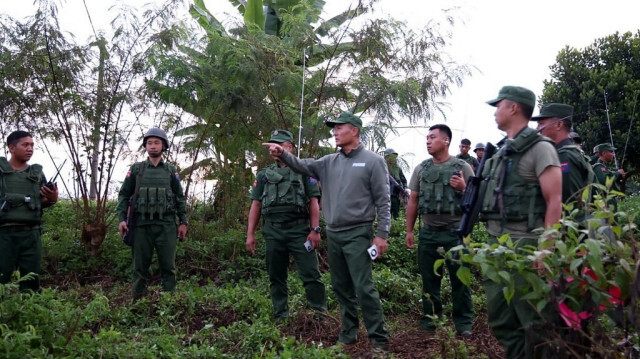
89,38,108,200
80,220,107,257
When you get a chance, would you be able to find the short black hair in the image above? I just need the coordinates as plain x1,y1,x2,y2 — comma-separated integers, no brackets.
519,103,534,119
7,131,32,147
460,138,471,146
429,124,452,142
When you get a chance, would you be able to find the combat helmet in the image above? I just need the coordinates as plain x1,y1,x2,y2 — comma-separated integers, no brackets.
143,128,169,150
384,148,398,156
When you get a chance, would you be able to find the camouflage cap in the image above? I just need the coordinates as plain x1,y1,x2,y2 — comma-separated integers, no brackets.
473,143,485,152
531,103,574,121
325,112,363,130
486,86,536,108
268,129,294,143
597,143,616,153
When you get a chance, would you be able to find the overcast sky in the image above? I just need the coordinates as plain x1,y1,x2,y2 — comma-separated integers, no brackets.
4,0,640,175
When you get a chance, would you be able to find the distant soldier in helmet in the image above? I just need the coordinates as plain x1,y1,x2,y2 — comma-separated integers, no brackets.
246,129,327,319
383,148,407,219
0,131,58,292
473,143,485,163
116,128,188,300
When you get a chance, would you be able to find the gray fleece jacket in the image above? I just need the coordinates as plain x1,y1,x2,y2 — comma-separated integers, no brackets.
279,144,391,238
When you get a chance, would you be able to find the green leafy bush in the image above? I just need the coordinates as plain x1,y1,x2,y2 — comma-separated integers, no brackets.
454,185,640,356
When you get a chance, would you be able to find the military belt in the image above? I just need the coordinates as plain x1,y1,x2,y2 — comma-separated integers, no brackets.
265,218,308,229
424,223,459,231
0,224,41,232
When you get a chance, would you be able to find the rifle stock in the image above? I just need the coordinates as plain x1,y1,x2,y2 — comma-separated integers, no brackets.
122,198,137,246
122,163,146,246
389,175,407,198
455,142,497,242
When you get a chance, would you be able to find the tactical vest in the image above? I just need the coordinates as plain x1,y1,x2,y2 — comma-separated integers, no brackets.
417,158,465,215
133,162,177,219
456,154,475,168
260,164,309,216
480,128,550,230
558,144,595,185
0,157,43,225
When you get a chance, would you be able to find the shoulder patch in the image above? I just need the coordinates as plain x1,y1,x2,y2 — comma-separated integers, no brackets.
174,172,180,180
309,177,318,184
600,166,607,172
561,162,569,173
252,179,258,187
126,170,132,178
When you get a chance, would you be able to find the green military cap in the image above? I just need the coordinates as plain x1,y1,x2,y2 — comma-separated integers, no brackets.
384,148,398,156
597,143,616,153
268,129,294,143
486,86,536,108
531,103,574,121
473,143,485,152
325,111,363,130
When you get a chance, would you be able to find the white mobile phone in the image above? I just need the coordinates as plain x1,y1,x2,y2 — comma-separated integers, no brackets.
367,245,378,260
304,240,313,252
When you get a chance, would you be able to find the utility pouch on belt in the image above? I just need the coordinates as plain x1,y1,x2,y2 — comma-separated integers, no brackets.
157,188,166,219
434,182,444,214
148,187,157,219
138,187,148,216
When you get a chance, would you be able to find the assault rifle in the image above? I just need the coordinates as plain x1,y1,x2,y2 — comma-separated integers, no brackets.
122,164,146,246
389,175,408,207
455,142,497,246
45,159,66,189
122,198,136,246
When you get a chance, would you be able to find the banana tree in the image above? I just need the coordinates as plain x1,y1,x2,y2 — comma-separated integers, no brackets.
146,0,472,229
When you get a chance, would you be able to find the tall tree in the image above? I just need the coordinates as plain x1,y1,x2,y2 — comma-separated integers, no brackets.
0,0,182,255
541,31,640,172
145,0,471,228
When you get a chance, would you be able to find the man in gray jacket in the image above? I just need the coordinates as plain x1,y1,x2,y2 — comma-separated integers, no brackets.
262,112,391,352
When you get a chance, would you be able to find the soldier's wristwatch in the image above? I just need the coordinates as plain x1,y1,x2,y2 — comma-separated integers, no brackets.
310,226,321,233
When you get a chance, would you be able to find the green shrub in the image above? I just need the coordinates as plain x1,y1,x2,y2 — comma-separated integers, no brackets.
454,186,640,356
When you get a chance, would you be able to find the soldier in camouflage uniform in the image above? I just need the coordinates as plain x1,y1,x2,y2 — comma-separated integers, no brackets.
0,131,58,292
456,138,479,171
533,103,594,204
481,86,562,359
593,143,626,191
246,130,327,319
262,112,391,351
117,128,188,300
405,124,474,337
384,148,407,219
473,143,485,163
593,143,626,210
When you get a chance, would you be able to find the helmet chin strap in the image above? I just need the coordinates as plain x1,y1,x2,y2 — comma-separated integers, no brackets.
536,115,572,133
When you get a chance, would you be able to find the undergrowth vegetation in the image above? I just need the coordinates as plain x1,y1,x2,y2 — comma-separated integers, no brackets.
1,194,639,358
